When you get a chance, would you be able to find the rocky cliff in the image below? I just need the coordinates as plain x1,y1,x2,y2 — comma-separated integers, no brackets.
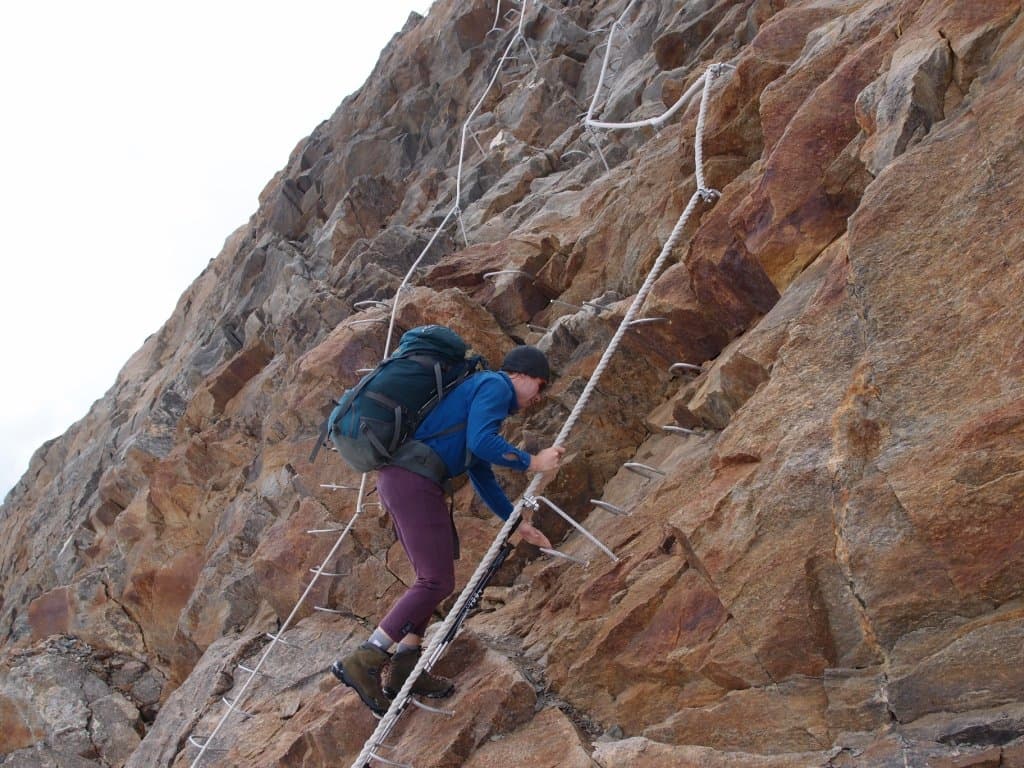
2,1,1022,766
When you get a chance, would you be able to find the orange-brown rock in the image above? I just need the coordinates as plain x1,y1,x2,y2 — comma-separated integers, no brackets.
2,0,1023,766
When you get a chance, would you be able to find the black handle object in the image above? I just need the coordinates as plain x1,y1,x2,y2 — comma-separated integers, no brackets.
440,517,522,647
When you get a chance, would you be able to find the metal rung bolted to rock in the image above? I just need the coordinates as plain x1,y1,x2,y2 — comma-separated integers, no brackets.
627,317,667,327
670,362,702,377
528,495,619,562
320,483,360,491
483,269,535,281
662,425,703,437
527,323,550,334
539,547,590,567
309,566,345,577
410,697,455,717
237,664,272,678
367,750,413,768
307,526,351,535
354,300,391,310
548,298,580,309
222,697,254,719
265,632,298,648
591,499,629,516
624,462,667,479
188,736,226,751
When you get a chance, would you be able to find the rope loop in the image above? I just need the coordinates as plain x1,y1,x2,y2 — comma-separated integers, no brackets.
708,62,735,79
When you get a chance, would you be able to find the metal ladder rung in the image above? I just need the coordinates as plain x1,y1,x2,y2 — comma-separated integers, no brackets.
353,300,390,310
356,367,375,374
663,425,704,436
627,317,667,327
582,300,613,313
367,751,413,768
548,298,580,309
624,462,666,479
530,495,618,563
307,525,352,535
237,664,273,678
410,697,455,717
483,269,534,280
591,499,629,516
265,632,298,647
349,318,387,326
670,362,702,376
222,697,254,719
188,735,227,751
309,566,345,577
539,547,590,567
527,323,550,334
320,484,360,491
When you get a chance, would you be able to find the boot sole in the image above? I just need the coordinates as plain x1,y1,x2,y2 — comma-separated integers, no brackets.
331,661,388,716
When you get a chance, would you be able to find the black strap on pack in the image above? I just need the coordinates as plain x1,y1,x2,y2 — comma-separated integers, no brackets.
308,399,340,463
388,440,450,486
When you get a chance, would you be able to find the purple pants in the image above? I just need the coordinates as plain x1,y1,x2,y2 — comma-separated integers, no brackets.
377,466,456,640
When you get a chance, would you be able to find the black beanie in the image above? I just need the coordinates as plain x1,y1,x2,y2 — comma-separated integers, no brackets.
501,345,551,382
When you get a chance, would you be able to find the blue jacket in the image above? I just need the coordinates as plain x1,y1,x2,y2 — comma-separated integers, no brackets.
414,371,530,519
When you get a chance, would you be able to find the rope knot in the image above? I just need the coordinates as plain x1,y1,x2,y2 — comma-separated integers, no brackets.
708,63,735,79
698,187,721,203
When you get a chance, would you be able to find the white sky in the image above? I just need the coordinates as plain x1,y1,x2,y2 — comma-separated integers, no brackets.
0,1,434,499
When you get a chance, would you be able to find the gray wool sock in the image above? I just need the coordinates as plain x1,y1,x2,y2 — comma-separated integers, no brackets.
367,629,394,652
396,642,420,655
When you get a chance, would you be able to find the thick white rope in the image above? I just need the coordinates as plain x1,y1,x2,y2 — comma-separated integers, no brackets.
587,74,704,131
456,1,531,207
350,59,728,768
188,3,543,765
189,475,371,766
583,0,639,125
190,0,731,761
584,0,735,135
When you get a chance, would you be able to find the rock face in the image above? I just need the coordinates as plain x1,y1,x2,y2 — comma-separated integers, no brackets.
2,0,1023,766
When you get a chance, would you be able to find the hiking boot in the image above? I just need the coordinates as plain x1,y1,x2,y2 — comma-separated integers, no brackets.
330,643,390,715
382,647,455,699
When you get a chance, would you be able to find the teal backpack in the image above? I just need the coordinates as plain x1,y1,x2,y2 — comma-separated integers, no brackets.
312,325,485,474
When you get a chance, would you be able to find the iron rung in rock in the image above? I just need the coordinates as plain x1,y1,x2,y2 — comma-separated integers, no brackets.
591,499,628,516
188,735,227,751
662,425,704,436
410,697,455,717
670,362,702,376
539,547,590,567
623,462,666,480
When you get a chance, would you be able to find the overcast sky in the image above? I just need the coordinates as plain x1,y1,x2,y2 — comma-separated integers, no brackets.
0,1,434,500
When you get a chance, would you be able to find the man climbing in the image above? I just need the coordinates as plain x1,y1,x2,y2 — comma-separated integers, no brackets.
330,345,564,715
